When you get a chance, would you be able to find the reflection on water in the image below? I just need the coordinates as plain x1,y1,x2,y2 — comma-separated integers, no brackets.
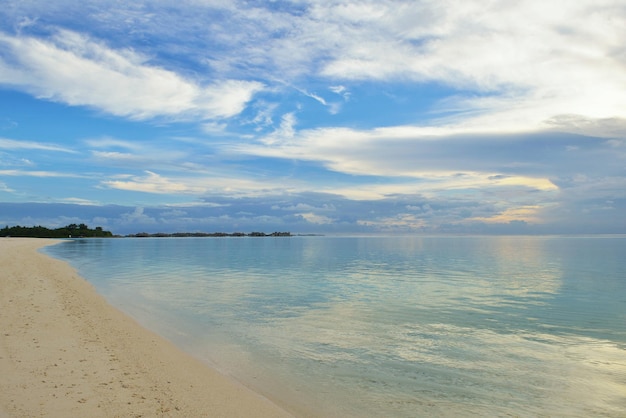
45,236,626,417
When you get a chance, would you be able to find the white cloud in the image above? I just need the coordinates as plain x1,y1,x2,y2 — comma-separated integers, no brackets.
103,171,206,194
329,85,350,102
299,212,335,225
261,113,297,145
84,137,142,150
100,170,302,197
61,197,100,205
355,177,554,199
0,137,76,153
290,86,342,115
276,202,336,212
89,149,187,169
91,151,142,162
246,101,279,131
467,205,546,224
202,122,228,134
3,2,624,134
297,88,327,106
311,1,626,133
236,123,559,180
0,181,14,192
216,1,625,134
119,207,157,225
0,169,84,178
0,30,264,120
357,213,428,231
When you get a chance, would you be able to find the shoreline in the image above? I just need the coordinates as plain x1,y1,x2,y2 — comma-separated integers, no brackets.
0,238,293,417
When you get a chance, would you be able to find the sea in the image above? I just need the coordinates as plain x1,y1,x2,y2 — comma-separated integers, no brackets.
43,235,626,417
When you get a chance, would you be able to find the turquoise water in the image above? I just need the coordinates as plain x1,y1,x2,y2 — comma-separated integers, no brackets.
44,236,626,417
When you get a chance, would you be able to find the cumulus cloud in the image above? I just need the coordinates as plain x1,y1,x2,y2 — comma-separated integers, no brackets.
0,30,264,120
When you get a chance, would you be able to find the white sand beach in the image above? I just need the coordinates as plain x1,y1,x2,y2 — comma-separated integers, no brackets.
0,238,293,417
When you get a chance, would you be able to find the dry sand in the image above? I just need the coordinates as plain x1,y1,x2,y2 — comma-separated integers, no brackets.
0,238,294,418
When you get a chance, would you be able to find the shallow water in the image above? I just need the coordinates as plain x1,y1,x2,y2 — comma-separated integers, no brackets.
44,236,626,417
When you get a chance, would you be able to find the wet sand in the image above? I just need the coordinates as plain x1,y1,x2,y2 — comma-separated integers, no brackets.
0,238,293,417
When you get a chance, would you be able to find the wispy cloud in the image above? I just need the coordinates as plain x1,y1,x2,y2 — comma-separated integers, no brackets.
102,171,205,194
0,30,264,120
237,123,620,181
60,197,101,206
100,170,301,198
0,181,14,193
0,137,76,153
0,169,84,178
84,137,143,151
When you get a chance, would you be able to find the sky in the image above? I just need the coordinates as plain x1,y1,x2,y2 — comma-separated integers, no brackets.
0,0,625,235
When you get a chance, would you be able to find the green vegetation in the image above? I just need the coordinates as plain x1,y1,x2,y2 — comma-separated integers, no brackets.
1,223,113,238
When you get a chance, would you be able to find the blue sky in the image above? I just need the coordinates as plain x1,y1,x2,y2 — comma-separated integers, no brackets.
1,0,625,234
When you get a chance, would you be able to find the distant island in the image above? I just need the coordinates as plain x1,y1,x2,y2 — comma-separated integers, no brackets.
1,225,307,239
126,231,293,237
1,224,113,238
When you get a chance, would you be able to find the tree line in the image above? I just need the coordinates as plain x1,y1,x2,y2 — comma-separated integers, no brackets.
1,224,113,238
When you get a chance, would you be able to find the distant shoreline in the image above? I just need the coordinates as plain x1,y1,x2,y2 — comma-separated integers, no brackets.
1,225,325,239
126,231,294,238
125,232,324,238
